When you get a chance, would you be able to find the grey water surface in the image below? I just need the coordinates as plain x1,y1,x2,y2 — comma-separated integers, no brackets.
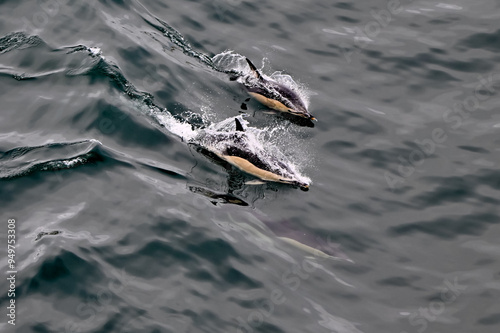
1,0,499,332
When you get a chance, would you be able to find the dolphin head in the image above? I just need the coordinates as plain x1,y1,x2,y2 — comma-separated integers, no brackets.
275,83,315,120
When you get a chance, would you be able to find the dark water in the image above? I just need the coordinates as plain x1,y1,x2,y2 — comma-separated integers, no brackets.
1,0,500,332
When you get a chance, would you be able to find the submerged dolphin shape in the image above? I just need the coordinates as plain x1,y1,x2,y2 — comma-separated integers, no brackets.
186,186,351,261
241,58,316,121
264,220,353,262
193,118,310,191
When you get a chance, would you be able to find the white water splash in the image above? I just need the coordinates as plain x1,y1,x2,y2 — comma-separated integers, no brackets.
152,110,198,141
197,115,312,185
212,50,311,108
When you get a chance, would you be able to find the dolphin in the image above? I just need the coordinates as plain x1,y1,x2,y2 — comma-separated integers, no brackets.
186,186,351,261
263,219,353,262
240,58,316,121
193,118,310,191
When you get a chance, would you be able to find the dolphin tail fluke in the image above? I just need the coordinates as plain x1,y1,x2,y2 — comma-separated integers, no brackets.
245,58,262,80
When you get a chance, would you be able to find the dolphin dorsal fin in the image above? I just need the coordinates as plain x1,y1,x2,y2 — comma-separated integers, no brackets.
235,118,244,132
245,58,262,80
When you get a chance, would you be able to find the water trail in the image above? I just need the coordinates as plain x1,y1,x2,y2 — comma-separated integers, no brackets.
0,140,103,179
0,32,311,186
64,42,312,185
137,2,216,70
138,3,311,106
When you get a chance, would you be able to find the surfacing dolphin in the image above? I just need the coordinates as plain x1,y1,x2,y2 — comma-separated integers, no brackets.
240,58,316,121
192,118,310,191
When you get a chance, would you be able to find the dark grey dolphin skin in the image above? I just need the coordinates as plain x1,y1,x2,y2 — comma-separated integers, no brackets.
242,58,316,121
193,118,310,191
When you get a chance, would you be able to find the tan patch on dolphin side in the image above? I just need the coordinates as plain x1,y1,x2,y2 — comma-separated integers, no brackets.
248,92,310,118
218,154,298,185
249,92,290,112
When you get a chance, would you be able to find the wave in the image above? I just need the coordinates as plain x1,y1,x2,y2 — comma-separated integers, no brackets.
0,28,312,188
0,140,104,179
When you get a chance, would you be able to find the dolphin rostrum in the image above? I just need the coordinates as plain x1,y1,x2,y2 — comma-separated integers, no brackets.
241,58,316,121
193,118,310,191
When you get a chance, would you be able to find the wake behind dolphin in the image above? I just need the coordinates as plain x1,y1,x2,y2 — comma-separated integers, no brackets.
40,24,313,191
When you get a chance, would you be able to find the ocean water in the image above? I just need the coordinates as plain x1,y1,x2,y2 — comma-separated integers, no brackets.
1,0,500,332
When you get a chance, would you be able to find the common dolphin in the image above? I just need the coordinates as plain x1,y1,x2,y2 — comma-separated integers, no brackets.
241,58,316,121
187,186,351,261
264,219,353,262
192,118,310,191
